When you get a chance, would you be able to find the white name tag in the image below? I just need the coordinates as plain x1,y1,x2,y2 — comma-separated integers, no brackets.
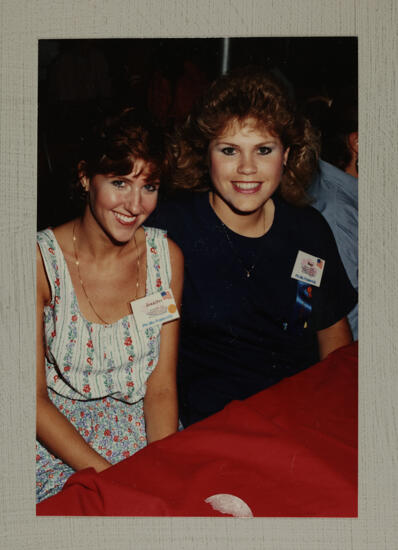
291,250,325,287
130,289,180,331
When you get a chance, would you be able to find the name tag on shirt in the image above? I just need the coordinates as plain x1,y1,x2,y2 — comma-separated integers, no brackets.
130,288,180,331
291,251,325,287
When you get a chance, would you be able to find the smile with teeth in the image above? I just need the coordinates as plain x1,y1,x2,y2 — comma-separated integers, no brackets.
232,181,262,193
113,211,137,225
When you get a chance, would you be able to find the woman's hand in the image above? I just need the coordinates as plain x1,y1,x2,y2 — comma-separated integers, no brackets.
36,245,111,474
143,238,184,443
316,316,353,361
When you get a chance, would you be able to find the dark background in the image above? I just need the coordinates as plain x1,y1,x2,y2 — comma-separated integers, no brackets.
38,37,357,230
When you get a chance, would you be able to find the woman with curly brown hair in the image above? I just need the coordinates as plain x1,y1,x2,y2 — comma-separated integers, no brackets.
150,67,357,427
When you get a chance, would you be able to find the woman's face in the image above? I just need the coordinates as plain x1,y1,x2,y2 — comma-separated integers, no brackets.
208,118,289,215
82,159,159,243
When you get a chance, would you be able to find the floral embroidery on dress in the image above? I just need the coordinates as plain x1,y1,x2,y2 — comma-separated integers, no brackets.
122,318,136,401
36,226,171,503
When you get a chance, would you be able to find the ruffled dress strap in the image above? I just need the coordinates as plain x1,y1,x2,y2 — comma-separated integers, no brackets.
37,228,64,306
143,225,172,294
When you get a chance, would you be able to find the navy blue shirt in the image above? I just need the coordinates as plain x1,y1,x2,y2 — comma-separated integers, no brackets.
149,192,357,426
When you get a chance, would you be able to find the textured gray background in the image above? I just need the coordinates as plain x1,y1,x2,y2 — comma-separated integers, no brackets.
1,0,397,549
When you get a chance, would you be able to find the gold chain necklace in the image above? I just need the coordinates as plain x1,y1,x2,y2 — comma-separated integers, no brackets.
72,221,140,324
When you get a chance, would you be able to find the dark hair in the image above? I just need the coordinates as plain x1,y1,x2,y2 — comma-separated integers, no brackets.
172,67,320,206
74,107,172,205
301,95,332,134
321,90,358,172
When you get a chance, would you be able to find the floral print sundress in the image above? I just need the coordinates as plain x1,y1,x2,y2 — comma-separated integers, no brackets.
36,226,171,503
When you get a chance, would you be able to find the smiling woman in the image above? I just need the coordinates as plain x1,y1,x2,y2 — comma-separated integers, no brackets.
149,67,357,427
208,119,289,235
36,108,184,503
79,162,159,243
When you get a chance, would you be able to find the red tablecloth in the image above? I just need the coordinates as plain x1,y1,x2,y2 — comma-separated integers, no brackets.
37,343,357,517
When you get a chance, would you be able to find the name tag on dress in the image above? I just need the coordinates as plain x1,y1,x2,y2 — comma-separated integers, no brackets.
291,250,325,287
130,289,180,331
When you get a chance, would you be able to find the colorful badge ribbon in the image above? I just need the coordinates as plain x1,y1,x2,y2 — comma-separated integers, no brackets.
286,281,313,335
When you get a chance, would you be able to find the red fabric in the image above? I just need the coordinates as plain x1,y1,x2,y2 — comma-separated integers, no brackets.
37,343,357,517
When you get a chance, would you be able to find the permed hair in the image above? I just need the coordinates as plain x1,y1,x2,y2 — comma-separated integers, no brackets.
74,107,172,205
172,67,320,206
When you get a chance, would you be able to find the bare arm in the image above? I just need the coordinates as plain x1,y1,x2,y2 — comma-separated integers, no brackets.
143,239,184,444
36,245,110,473
316,316,353,361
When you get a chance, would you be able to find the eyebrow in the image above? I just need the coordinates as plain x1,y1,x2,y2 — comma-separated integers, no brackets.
108,168,150,181
215,140,278,147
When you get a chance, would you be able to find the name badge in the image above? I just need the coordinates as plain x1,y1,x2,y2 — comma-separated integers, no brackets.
130,289,180,331
291,250,325,287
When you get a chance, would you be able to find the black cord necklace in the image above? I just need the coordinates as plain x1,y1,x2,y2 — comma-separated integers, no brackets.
211,194,268,279
218,220,266,278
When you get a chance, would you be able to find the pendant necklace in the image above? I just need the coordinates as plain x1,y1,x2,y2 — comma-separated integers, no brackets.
72,221,140,324
212,195,268,279
219,221,266,278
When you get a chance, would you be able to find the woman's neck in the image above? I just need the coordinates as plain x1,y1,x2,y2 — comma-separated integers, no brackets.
345,157,358,179
75,210,139,262
209,192,275,238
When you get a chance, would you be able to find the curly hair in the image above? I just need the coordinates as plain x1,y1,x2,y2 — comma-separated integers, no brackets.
74,107,172,206
172,67,320,206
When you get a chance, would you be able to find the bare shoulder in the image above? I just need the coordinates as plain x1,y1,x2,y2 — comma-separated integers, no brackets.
36,244,51,305
167,238,184,268
52,219,75,250
167,238,184,301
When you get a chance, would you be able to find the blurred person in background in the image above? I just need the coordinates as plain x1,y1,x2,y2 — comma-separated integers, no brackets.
305,88,358,340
